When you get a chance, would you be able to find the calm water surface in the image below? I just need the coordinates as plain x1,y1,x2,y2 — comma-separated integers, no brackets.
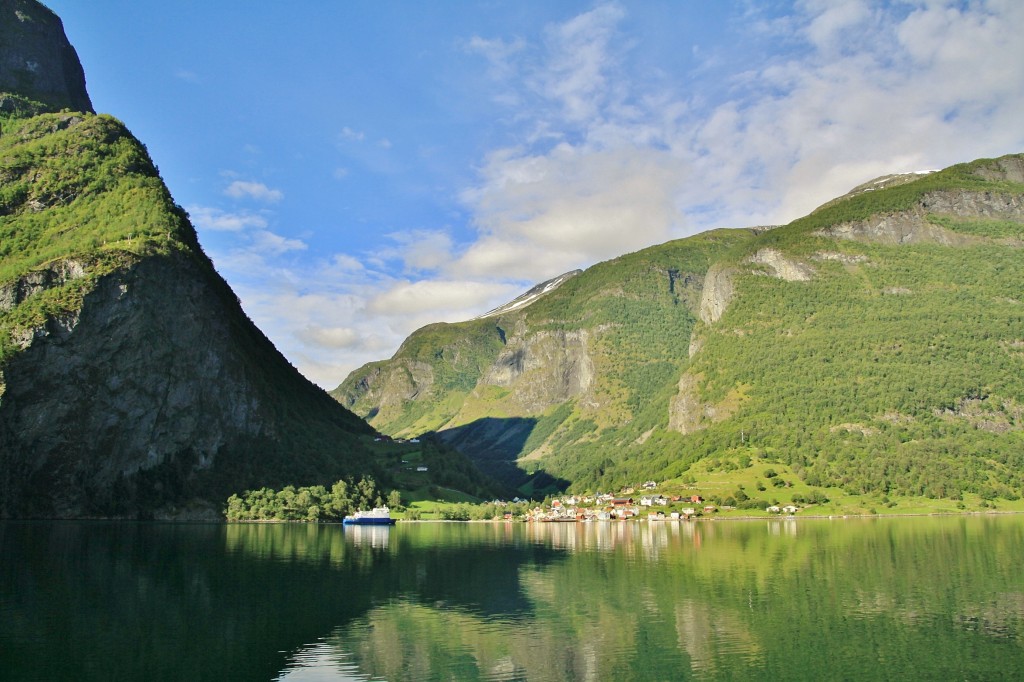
2,516,1023,681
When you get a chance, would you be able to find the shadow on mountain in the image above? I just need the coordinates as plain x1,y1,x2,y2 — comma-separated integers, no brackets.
437,417,569,497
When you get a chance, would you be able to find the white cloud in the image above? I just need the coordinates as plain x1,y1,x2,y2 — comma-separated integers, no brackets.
458,145,683,279
535,3,626,123
295,325,361,350
250,230,306,255
188,205,267,232
366,279,518,318
331,253,365,272
340,127,365,142
378,229,455,273
224,180,284,203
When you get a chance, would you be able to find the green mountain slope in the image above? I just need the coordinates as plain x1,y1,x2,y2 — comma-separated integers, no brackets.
335,153,1024,501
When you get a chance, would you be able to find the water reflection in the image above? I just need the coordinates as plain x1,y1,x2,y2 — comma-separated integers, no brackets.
2,517,1024,681
344,524,392,550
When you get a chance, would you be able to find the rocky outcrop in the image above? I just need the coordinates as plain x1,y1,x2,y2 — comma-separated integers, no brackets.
971,155,1024,184
698,265,736,324
816,191,1023,246
0,0,93,114
667,372,742,434
480,329,594,412
0,257,86,314
336,359,436,425
747,248,815,281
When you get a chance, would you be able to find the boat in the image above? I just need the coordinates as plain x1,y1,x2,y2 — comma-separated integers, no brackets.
342,506,397,526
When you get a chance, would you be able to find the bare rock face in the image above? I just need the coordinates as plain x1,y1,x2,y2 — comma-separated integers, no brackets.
667,372,742,434
816,191,1024,246
698,265,736,324
480,328,594,413
747,248,815,281
972,156,1024,184
339,359,436,424
0,0,93,114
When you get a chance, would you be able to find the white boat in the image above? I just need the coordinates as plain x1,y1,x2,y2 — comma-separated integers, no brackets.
342,506,396,525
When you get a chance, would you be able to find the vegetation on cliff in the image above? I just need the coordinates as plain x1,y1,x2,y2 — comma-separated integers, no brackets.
0,109,386,518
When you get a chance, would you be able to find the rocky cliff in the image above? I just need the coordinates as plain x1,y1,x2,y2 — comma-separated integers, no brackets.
0,0,92,115
0,3,376,518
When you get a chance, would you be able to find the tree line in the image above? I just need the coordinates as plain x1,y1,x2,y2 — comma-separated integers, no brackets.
225,476,402,522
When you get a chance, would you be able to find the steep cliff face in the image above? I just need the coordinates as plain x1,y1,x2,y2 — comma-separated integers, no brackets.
0,5,376,518
1,250,376,518
0,0,92,115
481,328,595,412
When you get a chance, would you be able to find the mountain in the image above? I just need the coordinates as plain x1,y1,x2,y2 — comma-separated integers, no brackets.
335,153,1024,502
0,0,386,519
0,0,92,116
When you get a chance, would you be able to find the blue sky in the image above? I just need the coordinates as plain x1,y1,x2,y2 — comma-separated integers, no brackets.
45,1,1024,387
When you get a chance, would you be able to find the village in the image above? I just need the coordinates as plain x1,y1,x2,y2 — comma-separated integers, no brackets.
519,481,801,522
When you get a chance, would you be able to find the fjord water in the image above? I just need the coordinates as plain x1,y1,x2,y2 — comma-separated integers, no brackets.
2,517,1022,681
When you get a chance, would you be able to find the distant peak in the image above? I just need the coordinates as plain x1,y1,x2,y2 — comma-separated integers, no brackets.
0,0,94,115
475,270,582,319
812,169,937,214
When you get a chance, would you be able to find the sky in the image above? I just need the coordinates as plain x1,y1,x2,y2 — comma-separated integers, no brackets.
44,0,1024,388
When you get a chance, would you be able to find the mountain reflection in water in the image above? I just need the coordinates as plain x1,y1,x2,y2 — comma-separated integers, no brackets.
2,517,1023,681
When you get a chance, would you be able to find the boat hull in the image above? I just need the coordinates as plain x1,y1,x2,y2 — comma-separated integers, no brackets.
342,517,396,526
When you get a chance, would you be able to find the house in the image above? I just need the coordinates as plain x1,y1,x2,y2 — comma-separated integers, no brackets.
642,481,657,490
703,505,717,514
766,505,781,513
783,505,800,514
416,466,428,472
681,507,696,516
640,496,655,507
690,495,704,503
611,498,634,506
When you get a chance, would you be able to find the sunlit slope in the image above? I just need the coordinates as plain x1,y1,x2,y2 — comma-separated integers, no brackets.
337,153,1024,501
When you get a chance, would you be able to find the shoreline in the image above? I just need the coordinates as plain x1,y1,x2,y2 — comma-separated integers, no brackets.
5,509,1022,524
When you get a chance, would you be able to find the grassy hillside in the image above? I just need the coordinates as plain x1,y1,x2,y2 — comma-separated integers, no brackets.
337,153,1024,504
